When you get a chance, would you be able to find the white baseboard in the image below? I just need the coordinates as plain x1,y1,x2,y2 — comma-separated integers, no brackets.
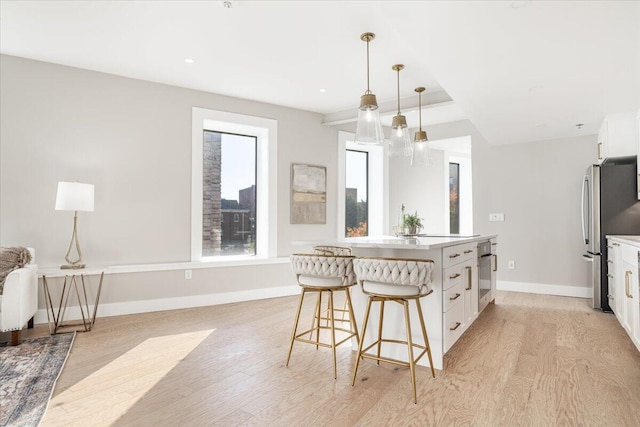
33,284,299,325
497,280,590,299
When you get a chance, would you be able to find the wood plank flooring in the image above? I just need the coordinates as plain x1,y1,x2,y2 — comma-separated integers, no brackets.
13,291,640,426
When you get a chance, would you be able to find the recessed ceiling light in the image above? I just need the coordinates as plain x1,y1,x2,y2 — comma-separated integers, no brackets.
220,0,234,8
319,88,327,93
576,123,584,129
510,1,531,9
184,58,195,64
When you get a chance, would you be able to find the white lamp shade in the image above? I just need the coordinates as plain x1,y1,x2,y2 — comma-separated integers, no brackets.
55,182,95,212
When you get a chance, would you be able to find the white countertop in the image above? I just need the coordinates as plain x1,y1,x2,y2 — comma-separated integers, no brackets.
296,234,497,251
607,235,640,248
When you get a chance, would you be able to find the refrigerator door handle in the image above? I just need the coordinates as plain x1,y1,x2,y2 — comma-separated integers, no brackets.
581,175,589,245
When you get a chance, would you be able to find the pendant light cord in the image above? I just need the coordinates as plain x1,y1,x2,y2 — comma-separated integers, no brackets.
396,68,401,115
365,39,371,95
418,91,423,131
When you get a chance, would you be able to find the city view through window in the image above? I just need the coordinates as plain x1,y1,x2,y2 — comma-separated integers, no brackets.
202,130,257,256
345,149,368,237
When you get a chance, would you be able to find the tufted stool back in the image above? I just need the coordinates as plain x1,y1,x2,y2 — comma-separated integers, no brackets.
290,254,355,288
353,257,435,298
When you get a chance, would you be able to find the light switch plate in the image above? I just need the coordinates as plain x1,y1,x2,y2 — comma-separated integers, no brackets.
489,213,505,222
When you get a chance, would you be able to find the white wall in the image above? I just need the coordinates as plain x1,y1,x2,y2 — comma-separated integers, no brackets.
427,120,596,291
0,54,343,317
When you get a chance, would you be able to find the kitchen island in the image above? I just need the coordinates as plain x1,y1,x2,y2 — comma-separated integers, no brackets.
297,235,497,370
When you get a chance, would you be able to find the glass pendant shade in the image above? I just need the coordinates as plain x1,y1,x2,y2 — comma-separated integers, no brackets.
389,114,412,157
411,138,431,167
355,98,385,144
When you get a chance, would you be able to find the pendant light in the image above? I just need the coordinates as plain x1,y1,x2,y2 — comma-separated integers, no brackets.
388,64,412,157
354,32,384,145
411,86,431,167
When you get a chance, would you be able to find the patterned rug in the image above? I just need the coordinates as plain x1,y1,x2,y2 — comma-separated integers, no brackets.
0,333,75,427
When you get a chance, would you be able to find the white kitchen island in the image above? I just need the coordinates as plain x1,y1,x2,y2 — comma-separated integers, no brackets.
297,235,497,370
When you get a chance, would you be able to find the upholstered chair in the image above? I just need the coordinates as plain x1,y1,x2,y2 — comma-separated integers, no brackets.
0,248,37,345
286,253,359,379
351,256,436,403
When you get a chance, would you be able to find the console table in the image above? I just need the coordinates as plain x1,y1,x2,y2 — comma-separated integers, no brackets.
38,267,105,334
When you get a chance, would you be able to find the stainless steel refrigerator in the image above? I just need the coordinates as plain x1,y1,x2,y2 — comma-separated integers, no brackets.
582,156,640,311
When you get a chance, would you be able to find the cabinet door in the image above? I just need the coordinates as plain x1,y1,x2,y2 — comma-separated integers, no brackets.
636,110,640,200
463,259,478,324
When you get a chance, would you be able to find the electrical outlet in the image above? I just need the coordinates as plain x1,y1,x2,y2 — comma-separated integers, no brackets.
185,269,192,280
489,213,505,222
508,260,515,270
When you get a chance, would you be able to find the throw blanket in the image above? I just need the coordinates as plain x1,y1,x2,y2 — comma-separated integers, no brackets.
0,247,32,295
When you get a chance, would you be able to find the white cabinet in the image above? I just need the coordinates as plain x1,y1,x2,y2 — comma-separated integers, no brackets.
442,242,477,352
608,237,640,353
597,112,636,163
606,239,622,322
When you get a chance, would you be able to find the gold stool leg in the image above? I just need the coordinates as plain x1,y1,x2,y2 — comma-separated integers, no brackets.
328,290,337,379
315,291,323,349
352,296,373,386
376,299,385,365
344,288,359,345
415,297,435,378
286,289,306,366
403,300,418,404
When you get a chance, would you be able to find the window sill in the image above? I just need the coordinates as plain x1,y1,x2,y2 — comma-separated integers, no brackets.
39,257,290,277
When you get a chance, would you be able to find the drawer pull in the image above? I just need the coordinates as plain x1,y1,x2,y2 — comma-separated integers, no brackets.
464,250,473,254
607,294,614,300
449,253,460,259
466,266,472,290
607,260,614,264
449,273,461,279
449,293,461,301
607,274,613,278
607,245,613,249
613,242,620,246
450,322,461,331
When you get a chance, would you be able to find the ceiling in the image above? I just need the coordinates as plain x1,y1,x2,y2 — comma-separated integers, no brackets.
1,1,639,145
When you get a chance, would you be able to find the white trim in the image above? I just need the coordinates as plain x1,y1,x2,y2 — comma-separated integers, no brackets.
191,107,278,261
497,280,590,298
38,257,290,278
33,284,299,324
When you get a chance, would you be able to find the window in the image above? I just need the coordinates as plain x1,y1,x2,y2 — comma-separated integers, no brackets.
337,131,386,238
449,162,460,234
191,108,277,261
203,131,256,256
345,150,369,237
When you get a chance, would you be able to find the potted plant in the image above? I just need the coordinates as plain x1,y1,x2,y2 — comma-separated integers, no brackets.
403,210,423,236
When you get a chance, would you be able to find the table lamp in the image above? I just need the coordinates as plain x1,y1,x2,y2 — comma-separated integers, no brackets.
55,182,94,269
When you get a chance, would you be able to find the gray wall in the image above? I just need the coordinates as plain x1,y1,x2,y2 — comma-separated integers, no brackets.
427,120,595,288
0,54,345,311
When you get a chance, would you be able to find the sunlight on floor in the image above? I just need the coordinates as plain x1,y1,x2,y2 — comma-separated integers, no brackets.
43,329,214,426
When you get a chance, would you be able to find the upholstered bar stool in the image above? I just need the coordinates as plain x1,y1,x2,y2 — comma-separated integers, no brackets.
351,257,436,404
286,253,359,379
312,246,352,325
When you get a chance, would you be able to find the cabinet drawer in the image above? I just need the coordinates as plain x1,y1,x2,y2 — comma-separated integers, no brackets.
443,263,466,291
443,280,464,312
443,243,476,269
443,302,465,352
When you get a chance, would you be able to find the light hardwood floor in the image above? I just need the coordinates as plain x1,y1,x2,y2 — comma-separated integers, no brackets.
17,291,640,426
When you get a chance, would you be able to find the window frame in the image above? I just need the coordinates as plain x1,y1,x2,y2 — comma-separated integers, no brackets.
191,107,277,262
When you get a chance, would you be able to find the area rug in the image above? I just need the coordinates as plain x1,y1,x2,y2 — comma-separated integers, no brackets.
0,333,75,427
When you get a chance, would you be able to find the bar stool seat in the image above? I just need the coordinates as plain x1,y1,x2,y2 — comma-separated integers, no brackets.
351,256,436,404
286,253,359,379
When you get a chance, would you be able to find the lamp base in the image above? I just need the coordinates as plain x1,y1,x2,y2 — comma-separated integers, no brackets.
61,263,85,270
